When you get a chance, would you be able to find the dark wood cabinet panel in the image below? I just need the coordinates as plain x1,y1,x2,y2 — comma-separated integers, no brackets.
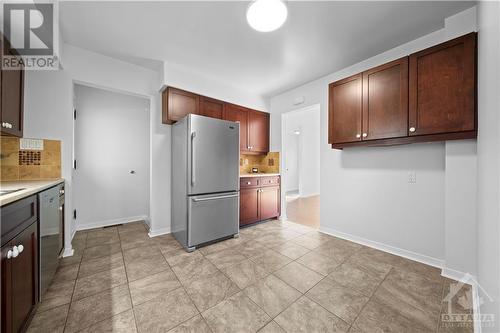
409,33,476,136
162,87,200,124
1,222,38,333
240,188,259,226
1,37,24,138
199,97,224,119
259,186,280,221
223,104,249,152
239,176,280,227
328,74,362,144
329,33,477,149
248,110,269,153
11,222,38,333
362,57,408,141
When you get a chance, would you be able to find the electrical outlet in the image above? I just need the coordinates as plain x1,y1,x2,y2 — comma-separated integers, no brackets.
408,171,417,184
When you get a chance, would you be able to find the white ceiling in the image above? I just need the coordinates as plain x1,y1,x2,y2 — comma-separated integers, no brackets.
60,1,474,97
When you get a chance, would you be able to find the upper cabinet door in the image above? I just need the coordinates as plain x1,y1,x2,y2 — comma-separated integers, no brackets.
199,97,224,119
162,87,200,124
1,44,24,137
409,33,476,136
248,110,269,153
362,57,408,141
223,104,249,152
328,74,362,144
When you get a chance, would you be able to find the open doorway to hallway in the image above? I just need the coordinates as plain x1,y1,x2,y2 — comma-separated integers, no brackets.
281,105,320,229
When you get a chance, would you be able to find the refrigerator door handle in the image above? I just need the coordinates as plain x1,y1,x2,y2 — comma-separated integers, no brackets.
192,193,239,202
191,131,196,186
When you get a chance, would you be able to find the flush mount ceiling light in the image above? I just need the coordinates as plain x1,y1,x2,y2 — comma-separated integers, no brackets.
246,0,288,32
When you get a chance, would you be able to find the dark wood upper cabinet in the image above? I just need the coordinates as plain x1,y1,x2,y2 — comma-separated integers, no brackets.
329,32,477,149
1,37,24,138
328,74,362,144
362,57,408,141
162,87,199,124
199,96,224,119
223,103,249,152
409,32,476,136
162,87,270,154
248,110,269,153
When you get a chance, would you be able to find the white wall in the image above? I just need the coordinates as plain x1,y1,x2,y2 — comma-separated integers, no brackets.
73,85,150,229
476,1,500,330
270,8,478,269
23,70,74,255
283,106,320,197
162,62,268,111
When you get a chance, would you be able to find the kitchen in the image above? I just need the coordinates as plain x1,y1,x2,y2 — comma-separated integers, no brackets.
1,1,500,333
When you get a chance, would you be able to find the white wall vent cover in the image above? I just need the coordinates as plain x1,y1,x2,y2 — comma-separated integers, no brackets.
20,138,44,150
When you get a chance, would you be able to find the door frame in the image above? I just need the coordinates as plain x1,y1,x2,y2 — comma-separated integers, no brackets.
72,81,151,231
280,104,320,222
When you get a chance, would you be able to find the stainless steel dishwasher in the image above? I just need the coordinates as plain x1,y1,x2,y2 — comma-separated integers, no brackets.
38,183,64,300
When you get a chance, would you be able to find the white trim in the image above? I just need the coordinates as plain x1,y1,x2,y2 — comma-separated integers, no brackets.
148,227,171,238
76,215,149,231
298,192,320,199
62,247,74,258
441,267,477,283
472,282,481,333
319,225,444,269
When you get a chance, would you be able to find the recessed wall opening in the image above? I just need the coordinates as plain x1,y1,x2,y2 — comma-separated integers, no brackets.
281,104,320,229
73,84,151,231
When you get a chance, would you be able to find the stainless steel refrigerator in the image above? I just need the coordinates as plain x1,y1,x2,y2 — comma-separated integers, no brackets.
172,114,240,251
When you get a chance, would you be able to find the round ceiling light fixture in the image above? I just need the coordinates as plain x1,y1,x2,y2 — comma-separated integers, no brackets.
246,0,288,32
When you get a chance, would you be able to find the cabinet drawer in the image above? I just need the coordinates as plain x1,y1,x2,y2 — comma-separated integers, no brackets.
260,176,280,187
1,195,37,247
240,177,259,188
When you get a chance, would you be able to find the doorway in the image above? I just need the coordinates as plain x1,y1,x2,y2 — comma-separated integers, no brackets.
281,105,320,229
73,84,150,230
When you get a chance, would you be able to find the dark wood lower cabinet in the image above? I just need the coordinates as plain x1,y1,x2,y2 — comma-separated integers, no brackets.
240,188,260,226
239,176,281,227
1,222,38,333
1,195,39,333
259,186,280,221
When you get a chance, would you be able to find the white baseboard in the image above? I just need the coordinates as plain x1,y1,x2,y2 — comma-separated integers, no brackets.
319,225,444,269
62,247,74,258
472,283,482,333
299,192,320,198
441,267,476,283
76,215,149,231
148,227,171,238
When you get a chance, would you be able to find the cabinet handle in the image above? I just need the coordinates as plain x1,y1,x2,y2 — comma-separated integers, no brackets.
7,250,13,259
409,127,416,133
17,245,24,254
11,246,19,258
356,134,361,138
362,133,368,138
246,181,251,185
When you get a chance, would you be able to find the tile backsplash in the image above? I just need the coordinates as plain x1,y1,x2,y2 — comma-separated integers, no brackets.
1,137,61,181
240,151,280,174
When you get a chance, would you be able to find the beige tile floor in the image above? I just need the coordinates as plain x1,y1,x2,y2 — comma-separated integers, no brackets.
28,220,474,333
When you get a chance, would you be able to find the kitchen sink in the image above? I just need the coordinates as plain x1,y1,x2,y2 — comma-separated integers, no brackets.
0,188,25,196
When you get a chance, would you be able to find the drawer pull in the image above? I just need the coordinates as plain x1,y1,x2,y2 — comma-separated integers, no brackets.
7,250,13,259
17,245,24,254
247,182,251,185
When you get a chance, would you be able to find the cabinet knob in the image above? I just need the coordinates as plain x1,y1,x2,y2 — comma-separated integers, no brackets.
409,127,416,133
246,181,251,185
362,133,368,138
356,134,361,138
11,246,19,258
17,245,24,254
7,250,13,259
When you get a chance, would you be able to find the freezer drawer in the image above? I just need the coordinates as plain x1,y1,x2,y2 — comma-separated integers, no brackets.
187,192,239,249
